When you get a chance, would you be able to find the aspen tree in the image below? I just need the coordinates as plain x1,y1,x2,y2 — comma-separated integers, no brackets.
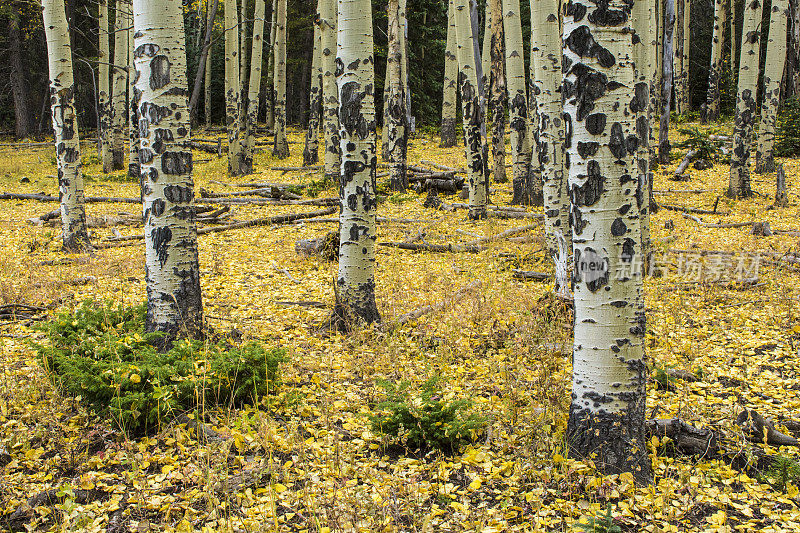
225,0,243,174
111,0,129,171
242,0,267,174
42,0,91,252
334,0,380,327
659,0,675,164
133,0,204,347
705,0,725,122
680,0,690,112
489,0,506,183
272,0,289,159
387,0,408,192
205,0,214,124
482,0,491,93
99,0,112,170
128,25,139,180
563,0,650,484
728,0,764,198
675,0,686,114
455,0,488,220
266,0,277,129
632,0,652,266
381,0,409,160
502,0,530,205
320,0,340,182
303,10,323,166
755,0,789,174
441,0,458,147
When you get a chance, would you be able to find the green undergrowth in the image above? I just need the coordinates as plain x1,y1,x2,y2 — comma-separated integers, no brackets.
34,300,287,435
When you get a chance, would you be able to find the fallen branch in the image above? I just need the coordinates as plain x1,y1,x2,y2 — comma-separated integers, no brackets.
465,223,540,247
736,408,799,447
660,204,725,215
672,149,698,179
512,270,550,281
384,280,481,330
379,241,484,253
1,193,139,204
681,213,754,229
646,418,719,457
196,196,337,207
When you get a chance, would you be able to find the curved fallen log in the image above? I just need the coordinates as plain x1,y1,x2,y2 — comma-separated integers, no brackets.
646,418,719,457
736,408,799,447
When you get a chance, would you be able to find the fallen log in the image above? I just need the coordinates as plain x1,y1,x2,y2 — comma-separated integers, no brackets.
271,165,321,172
196,196,337,207
660,204,724,215
295,231,339,260
378,241,484,253
512,270,550,281
646,418,719,457
736,408,799,447
681,213,754,229
672,149,698,179
384,280,481,330
1,193,139,204
210,179,304,191
199,186,301,200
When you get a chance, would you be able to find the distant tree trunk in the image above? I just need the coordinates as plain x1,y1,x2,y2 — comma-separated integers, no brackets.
387,0,408,192
266,0,277,129
482,0,491,94
563,0,650,485
128,26,139,180
400,0,411,133
97,0,111,159
731,0,738,71
441,0,458,147
489,0,506,184
680,0,691,112
240,0,249,97
659,0,675,164
225,0,243,175
728,0,764,197
531,0,568,295
381,0,408,160
133,0,203,348
272,0,289,158
651,0,662,166
502,0,530,205
240,0,266,174
704,0,725,122
10,12,32,140
675,0,686,115
381,51,391,161
525,4,542,208
334,0,380,328
205,0,214,124
790,0,800,97
42,0,91,252
189,0,220,125
455,0,488,220
320,0,340,182
755,0,789,174
303,11,323,166
110,0,129,171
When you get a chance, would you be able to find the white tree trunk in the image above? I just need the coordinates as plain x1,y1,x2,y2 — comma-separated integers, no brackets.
563,0,650,483
387,0,408,192
128,22,139,180
42,0,91,251
632,0,653,268
755,0,789,174
659,0,675,164
133,0,203,346
266,0,277,129
674,0,686,115
531,0,569,295
320,0,340,181
489,0,506,183
204,0,214,124
303,10,323,166
455,0,488,220
482,0,491,95
99,0,112,170
680,0,690,113
335,0,380,327
225,0,243,175
502,0,529,205
272,0,289,158
111,0,129,171
704,0,725,123
242,0,266,174
728,0,764,197
441,0,458,147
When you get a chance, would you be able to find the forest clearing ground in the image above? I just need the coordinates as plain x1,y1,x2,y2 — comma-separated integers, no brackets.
1,124,800,531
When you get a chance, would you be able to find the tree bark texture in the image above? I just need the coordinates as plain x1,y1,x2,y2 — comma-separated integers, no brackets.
755,0,788,174
205,0,214,124
387,0,408,192
728,0,764,198
680,0,690,112
111,0,129,171
320,0,340,182
272,0,289,158
441,0,459,147
97,0,111,161
242,0,267,174
224,0,243,174
674,0,686,114
335,0,380,327
659,0,675,164
133,0,204,346
489,0,506,184
128,21,139,180
502,0,530,205
455,0,488,220
632,0,652,267
266,0,277,129
563,0,651,484
303,10,323,166
704,0,725,122
42,0,91,252
482,0,492,95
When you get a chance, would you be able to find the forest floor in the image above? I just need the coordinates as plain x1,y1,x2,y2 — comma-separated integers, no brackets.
1,123,800,532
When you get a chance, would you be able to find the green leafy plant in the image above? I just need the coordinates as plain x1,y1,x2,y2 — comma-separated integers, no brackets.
776,96,800,157
575,504,623,533
36,301,286,435
676,126,720,162
369,377,485,453
763,455,800,492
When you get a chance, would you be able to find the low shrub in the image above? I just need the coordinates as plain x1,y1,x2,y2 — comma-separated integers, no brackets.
36,301,286,435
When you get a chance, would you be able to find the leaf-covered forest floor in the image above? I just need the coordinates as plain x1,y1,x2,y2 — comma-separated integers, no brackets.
1,124,800,532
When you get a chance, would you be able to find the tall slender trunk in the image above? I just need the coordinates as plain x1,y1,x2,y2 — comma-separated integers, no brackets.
455,0,488,220
238,0,249,157
110,0,129,171
42,0,90,252
189,0,220,124
532,0,569,294
659,0,675,164
241,0,266,174
272,0,289,158
128,26,139,180
133,0,203,347
525,2,542,207
225,0,243,175
387,0,408,192
303,10,323,166
755,0,789,174
502,0,530,205
334,0,380,328
482,0,491,96
441,0,459,147
489,0,506,184
10,11,33,139
680,0,690,112
205,0,214,125
705,0,725,122
731,0,738,71
381,0,409,160
563,0,650,484
790,0,800,97
266,0,277,129
400,0,411,132
97,0,111,159
675,0,686,115
633,0,653,268
320,0,340,182
728,0,764,197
